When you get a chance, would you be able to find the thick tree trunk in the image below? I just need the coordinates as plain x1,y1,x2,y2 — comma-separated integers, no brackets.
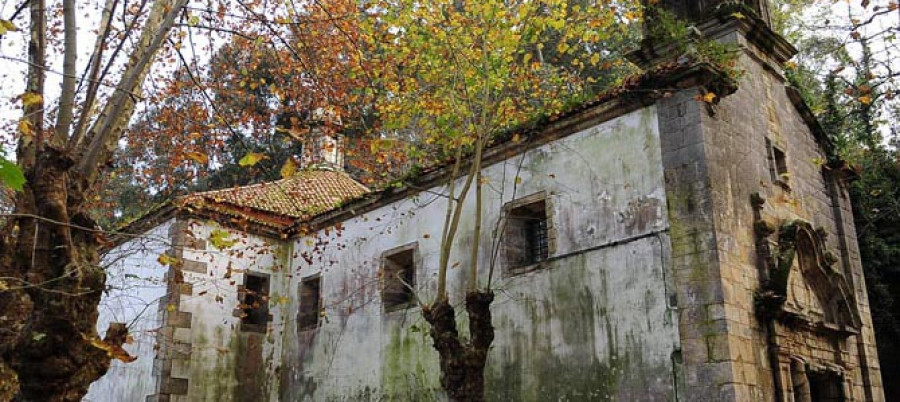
0,148,121,401
423,290,495,402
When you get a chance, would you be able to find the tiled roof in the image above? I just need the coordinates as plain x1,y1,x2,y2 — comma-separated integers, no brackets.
177,170,369,230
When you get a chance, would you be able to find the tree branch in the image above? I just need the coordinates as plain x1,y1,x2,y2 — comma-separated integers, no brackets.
53,0,77,146
77,0,190,185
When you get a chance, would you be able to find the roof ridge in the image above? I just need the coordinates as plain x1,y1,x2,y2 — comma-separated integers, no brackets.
188,169,368,199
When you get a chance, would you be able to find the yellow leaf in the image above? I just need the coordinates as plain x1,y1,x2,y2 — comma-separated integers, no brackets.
186,152,208,164
515,176,523,185
731,12,746,19
238,152,267,167
0,19,18,34
157,253,179,266
17,119,33,137
21,92,42,107
702,92,717,103
589,53,600,66
280,157,299,178
858,95,873,105
209,229,237,250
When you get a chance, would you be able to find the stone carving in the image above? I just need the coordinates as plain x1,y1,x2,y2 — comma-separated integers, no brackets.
754,218,861,335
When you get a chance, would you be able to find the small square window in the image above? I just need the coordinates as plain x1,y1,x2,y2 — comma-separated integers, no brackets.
766,138,789,184
382,245,416,311
503,194,551,275
239,273,270,332
298,276,322,331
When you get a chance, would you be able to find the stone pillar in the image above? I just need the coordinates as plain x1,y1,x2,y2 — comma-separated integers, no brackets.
147,218,207,402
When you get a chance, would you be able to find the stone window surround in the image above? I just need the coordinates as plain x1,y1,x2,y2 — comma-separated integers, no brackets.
766,137,791,191
381,242,419,312
500,191,557,277
298,274,322,332
235,271,272,333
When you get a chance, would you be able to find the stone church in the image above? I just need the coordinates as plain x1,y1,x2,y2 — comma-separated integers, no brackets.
85,1,885,401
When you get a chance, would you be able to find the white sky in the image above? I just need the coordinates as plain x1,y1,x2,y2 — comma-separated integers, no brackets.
1,1,897,158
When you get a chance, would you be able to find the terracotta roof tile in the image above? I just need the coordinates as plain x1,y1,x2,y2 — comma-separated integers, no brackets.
178,170,369,229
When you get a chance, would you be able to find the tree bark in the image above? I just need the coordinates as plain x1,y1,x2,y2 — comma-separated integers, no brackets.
0,149,116,401
423,290,495,402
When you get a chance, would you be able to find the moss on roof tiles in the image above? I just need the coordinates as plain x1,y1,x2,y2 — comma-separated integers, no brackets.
178,169,369,227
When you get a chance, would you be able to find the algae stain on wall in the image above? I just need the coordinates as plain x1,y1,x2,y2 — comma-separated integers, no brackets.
380,317,439,401
190,322,238,401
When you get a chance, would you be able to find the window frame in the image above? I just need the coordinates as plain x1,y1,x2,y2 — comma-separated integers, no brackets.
381,243,418,312
501,191,554,277
766,137,791,190
298,274,322,332
238,271,271,333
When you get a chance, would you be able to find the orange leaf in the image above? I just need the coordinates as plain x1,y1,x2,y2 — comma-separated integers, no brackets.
186,152,209,164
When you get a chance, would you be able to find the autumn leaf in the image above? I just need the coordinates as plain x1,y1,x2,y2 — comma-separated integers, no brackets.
0,19,18,35
280,157,299,178
20,92,43,107
17,119,33,138
157,253,179,266
696,92,717,103
239,152,267,167
83,334,137,363
858,95,873,105
209,229,238,250
186,152,209,164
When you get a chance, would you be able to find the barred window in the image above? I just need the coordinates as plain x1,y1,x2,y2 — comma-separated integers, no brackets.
503,194,551,275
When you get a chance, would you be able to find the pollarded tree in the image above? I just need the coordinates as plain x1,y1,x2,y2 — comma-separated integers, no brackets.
356,0,639,399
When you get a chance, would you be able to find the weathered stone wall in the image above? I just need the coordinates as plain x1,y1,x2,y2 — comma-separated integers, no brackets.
168,220,292,402
85,220,173,402
656,27,884,401
280,107,681,401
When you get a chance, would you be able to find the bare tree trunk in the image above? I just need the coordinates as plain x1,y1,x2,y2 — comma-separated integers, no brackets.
426,133,494,401
423,290,494,402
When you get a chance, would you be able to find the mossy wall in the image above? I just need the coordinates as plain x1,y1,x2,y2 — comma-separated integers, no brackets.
280,107,681,401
